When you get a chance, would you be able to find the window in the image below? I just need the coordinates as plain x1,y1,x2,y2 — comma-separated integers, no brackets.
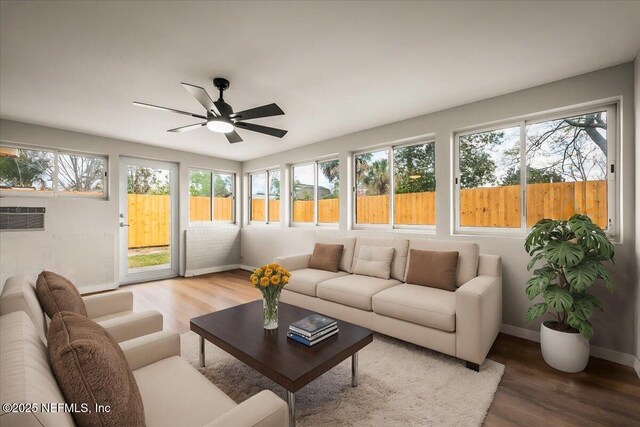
458,126,521,228
268,170,280,222
393,143,435,225
292,164,315,223
354,141,435,227
0,144,107,198
189,169,235,223
249,170,280,224
317,160,339,223
291,160,340,225
455,105,616,233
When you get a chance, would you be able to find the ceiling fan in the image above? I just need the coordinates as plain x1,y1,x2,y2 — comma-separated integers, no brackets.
133,78,287,143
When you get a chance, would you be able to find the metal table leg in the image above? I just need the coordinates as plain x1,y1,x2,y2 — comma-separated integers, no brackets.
352,352,358,387
287,391,295,427
199,336,205,367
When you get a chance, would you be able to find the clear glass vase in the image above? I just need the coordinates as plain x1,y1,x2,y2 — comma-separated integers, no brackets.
262,288,281,330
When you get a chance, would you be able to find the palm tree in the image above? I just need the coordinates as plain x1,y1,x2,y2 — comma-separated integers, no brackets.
362,159,389,195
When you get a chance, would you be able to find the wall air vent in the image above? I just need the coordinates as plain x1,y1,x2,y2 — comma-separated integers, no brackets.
0,207,45,231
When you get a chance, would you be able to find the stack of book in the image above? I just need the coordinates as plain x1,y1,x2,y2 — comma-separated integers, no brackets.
287,314,338,346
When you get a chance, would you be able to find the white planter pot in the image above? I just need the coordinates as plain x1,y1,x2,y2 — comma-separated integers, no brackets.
540,321,589,373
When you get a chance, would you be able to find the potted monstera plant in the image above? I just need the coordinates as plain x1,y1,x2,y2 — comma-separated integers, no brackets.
524,214,615,373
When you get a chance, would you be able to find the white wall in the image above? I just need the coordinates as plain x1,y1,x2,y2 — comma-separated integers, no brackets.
0,119,242,292
241,63,637,356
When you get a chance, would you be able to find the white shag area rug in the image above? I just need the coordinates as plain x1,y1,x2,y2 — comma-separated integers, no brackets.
181,332,504,426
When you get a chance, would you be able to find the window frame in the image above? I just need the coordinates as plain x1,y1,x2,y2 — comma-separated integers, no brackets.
352,139,436,231
453,103,617,237
290,158,340,227
248,169,279,225
0,142,108,199
188,168,236,225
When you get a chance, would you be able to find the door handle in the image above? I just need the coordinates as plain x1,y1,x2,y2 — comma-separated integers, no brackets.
120,222,130,227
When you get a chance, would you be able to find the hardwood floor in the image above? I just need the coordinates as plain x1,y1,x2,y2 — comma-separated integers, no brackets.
126,269,640,426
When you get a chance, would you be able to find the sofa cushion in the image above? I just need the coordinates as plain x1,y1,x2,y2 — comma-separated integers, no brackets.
353,245,395,279
134,355,236,427
372,284,456,332
317,274,400,311
36,271,87,318
406,249,459,291
408,239,479,287
0,311,75,427
353,237,409,281
308,243,344,272
316,235,357,273
284,268,348,297
47,311,145,427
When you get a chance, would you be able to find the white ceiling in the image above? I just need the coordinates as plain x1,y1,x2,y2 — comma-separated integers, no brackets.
1,1,639,162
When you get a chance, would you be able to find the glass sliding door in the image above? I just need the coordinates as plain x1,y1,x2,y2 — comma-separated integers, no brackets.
119,157,178,284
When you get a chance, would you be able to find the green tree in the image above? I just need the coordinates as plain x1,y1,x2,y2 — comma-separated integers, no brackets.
319,159,339,199
128,167,169,195
459,132,502,189
269,174,280,200
189,170,211,197
394,144,435,193
213,174,232,198
0,150,52,190
361,159,390,195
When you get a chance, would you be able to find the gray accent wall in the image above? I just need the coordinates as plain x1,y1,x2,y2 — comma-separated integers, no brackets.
241,63,637,357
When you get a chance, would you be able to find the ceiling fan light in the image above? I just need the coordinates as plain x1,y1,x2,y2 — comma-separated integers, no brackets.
207,118,235,133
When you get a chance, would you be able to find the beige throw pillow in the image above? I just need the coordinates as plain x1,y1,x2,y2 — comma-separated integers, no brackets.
353,245,395,279
309,243,344,272
405,249,459,291
47,311,145,427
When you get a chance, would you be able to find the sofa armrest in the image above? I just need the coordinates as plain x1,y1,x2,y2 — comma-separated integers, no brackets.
273,254,311,272
204,390,289,427
98,309,163,343
455,275,502,366
121,330,181,371
83,291,133,319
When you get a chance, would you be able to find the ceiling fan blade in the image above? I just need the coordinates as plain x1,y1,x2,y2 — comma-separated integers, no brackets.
181,82,220,116
234,122,287,138
225,130,243,144
167,122,206,133
133,101,207,120
230,103,284,121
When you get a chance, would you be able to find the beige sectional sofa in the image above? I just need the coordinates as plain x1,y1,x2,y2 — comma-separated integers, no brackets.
0,311,289,427
276,237,502,370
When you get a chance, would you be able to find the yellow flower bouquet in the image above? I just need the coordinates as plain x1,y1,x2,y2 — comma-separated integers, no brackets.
251,263,291,329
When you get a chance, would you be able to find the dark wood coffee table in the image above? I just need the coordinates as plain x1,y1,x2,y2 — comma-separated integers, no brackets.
190,300,373,427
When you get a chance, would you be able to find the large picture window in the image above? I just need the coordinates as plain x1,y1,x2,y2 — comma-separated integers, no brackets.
0,144,107,198
355,141,435,227
189,169,235,223
291,159,340,225
455,105,616,233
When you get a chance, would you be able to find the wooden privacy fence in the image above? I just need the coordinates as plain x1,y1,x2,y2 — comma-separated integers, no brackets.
130,180,607,248
127,194,233,248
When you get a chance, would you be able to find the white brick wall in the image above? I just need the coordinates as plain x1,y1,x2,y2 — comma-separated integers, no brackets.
185,225,241,276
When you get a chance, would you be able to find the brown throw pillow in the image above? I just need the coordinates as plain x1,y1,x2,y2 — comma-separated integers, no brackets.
47,311,145,427
405,249,459,291
308,243,344,272
36,271,87,318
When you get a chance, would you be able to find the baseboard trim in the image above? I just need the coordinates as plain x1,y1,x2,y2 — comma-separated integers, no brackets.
239,264,257,272
185,264,241,277
500,323,639,376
